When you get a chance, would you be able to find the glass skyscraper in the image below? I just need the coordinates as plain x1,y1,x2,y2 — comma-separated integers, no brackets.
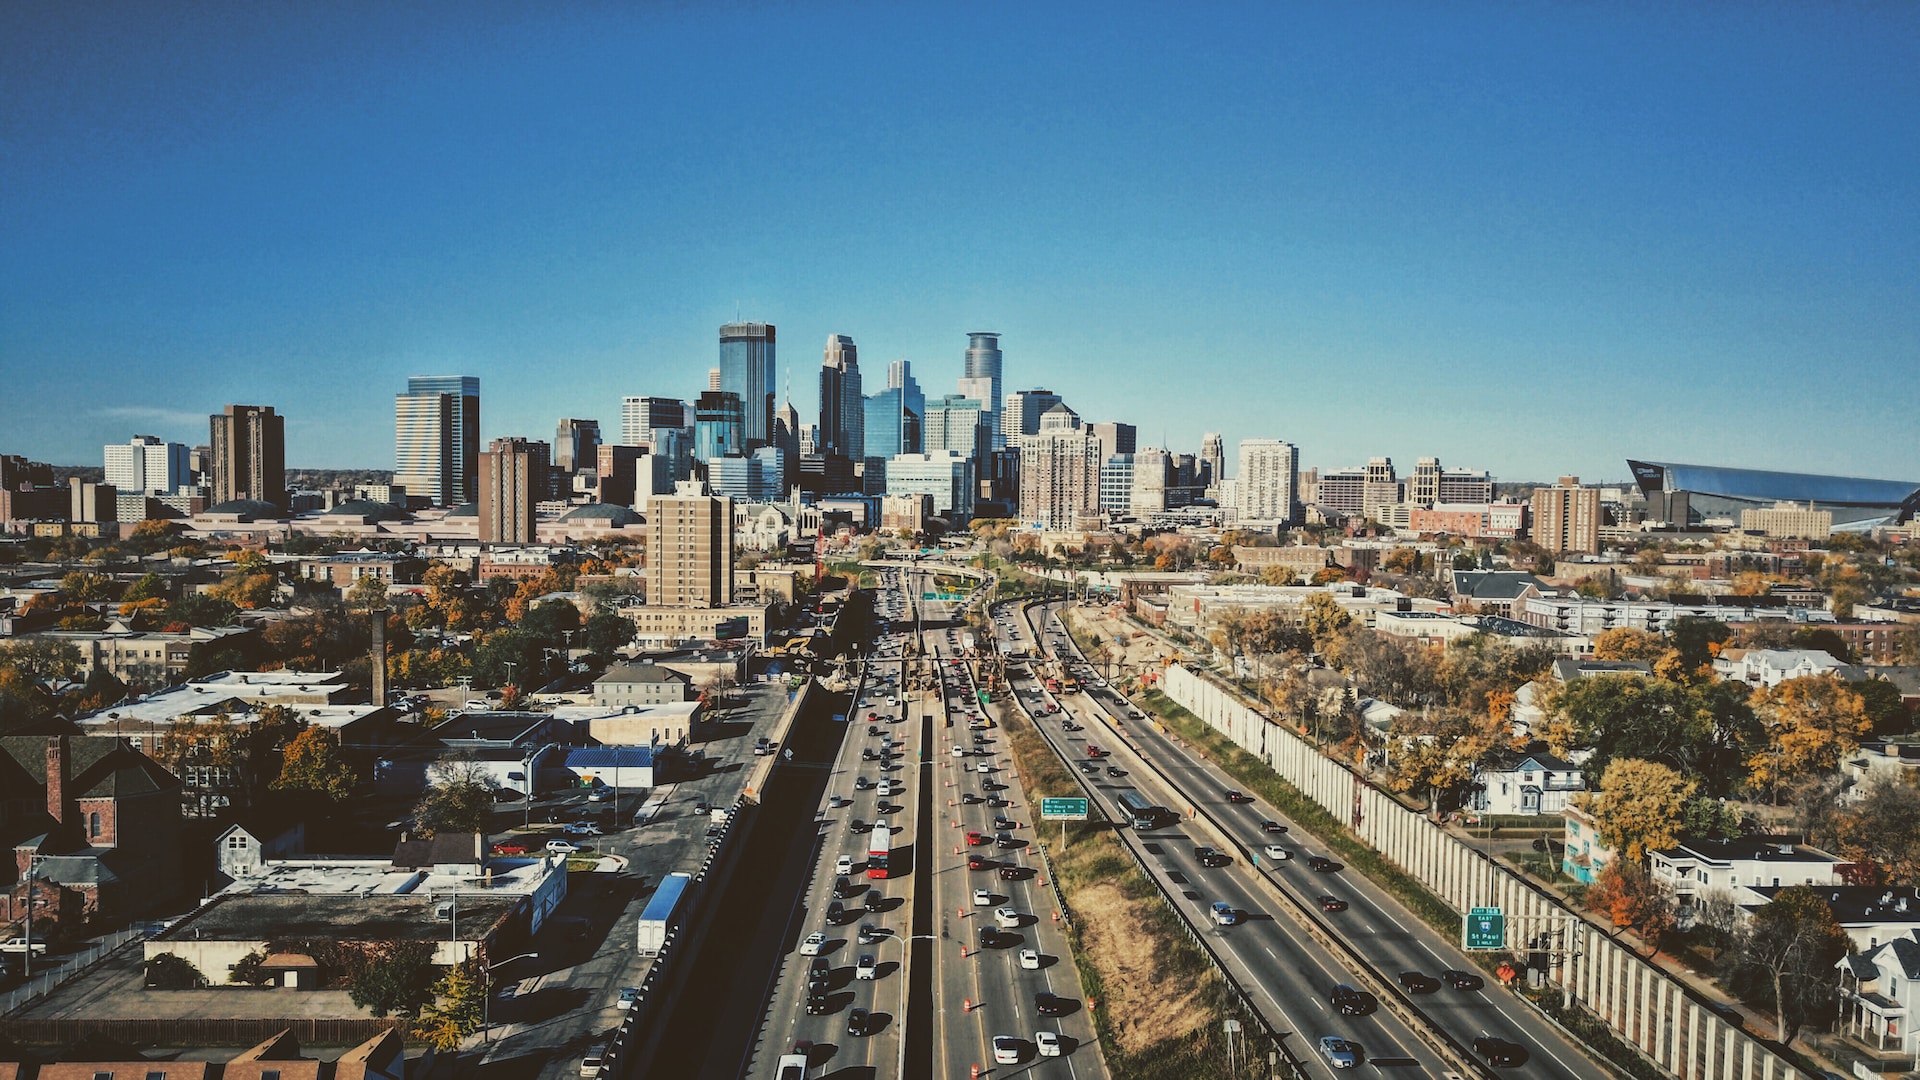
694,390,745,463
719,322,776,449
395,375,479,506
964,332,1003,448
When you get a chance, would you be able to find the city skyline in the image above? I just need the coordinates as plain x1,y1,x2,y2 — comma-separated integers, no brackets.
4,4,1917,481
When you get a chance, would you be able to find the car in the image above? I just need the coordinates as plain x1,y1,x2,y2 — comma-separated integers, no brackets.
1443,968,1486,990
1060,720,1080,731
1261,819,1286,833
997,864,1026,880
586,787,612,803
986,796,1010,808
563,821,602,837
961,792,984,805
950,745,967,757
966,831,988,847
993,1035,1023,1065
847,1006,875,1037
616,986,641,1010
800,931,827,956
854,777,872,790
864,889,884,912
694,801,713,815
807,955,831,985
868,724,882,736
994,906,1023,928
995,832,1021,849
545,839,581,854
993,816,1017,831
1035,991,1071,1016
775,1053,809,1080
1307,855,1341,873
836,854,854,875
858,923,882,945
983,781,1008,791
1018,948,1041,970
974,761,991,774
1225,791,1253,804
1329,984,1377,1016
973,889,993,906
1318,1036,1360,1069
1079,762,1100,775
855,953,877,980
1194,846,1231,868
1317,895,1348,912
967,854,991,871
826,900,846,924
1035,1030,1062,1057
1398,970,1440,994
1474,1035,1527,1067
804,993,829,1015
1211,902,1239,925
1262,844,1292,862
490,841,529,856
1106,765,1126,777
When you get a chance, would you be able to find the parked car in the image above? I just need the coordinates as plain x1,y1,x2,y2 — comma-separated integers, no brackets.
545,840,581,854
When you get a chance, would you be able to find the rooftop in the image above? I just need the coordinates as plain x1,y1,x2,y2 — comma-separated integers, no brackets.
166,889,521,943
595,661,691,685
1656,836,1840,866
1747,884,1920,925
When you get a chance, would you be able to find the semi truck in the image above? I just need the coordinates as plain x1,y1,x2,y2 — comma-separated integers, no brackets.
636,872,693,955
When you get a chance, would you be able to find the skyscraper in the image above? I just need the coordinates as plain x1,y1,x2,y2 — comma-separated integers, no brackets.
888,359,924,427
104,436,190,495
209,405,286,508
395,376,480,506
1131,447,1173,515
863,387,919,462
965,332,1004,447
479,437,546,544
1200,433,1225,488
694,391,745,464
621,396,685,448
818,334,864,460
772,399,801,491
923,395,990,463
1363,456,1400,518
1003,389,1064,441
1089,422,1137,463
555,419,601,475
648,483,734,608
719,322,776,449
1410,457,1443,508
1016,403,1101,530
1235,439,1298,523
1532,476,1602,554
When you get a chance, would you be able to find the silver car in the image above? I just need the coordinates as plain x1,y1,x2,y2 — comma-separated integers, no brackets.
1318,1036,1359,1069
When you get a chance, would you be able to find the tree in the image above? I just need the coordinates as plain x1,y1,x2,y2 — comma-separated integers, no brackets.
1828,778,1920,887
1746,676,1873,801
1726,886,1852,1044
471,629,546,689
1586,860,1677,954
415,760,498,837
346,575,389,611
169,592,238,628
1854,677,1911,736
1298,593,1352,651
1679,796,1741,842
1587,758,1693,862
1591,627,1668,663
144,953,207,989
274,726,358,800
414,959,487,1050
348,940,440,1018
60,570,114,603
1383,710,1498,819
582,612,636,658
1257,565,1300,587
229,950,275,986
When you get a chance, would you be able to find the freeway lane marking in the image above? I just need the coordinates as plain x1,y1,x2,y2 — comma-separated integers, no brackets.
1264,947,1279,961
1420,941,1445,963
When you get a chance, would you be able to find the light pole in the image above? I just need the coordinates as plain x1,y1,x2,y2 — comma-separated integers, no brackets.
502,661,517,693
482,949,539,1045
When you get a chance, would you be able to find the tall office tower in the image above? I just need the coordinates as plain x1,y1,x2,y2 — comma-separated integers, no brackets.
1200,432,1225,488
708,445,787,503
104,435,190,495
479,437,546,544
1100,455,1135,516
694,391,745,464
555,419,601,475
1003,389,1064,441
923,395,991,463
799,424,819,457
863,388,919,462
1410,457,1443,508
818,334,864,460
1015,403,1101,530
772,400,801,490
719,322,776,449
964,332,1004,447
1438,468,1495,504
1532,476,1602,554
597,445,648,507
1317,468,1365,514
394,376,480,506
1131,447,1173,514
708,369,722,391
647,482,735,608
1235,439,1299,523
209,405,287,508
887,359,925,427
1089,422,1137,464
620,396,686,448
956,375,997,445
1362,457,1400,518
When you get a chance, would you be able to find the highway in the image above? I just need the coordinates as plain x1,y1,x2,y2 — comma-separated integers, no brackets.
1023,601,1614,1080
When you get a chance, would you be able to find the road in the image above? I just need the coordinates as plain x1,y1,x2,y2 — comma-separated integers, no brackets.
1025,601,1614,1080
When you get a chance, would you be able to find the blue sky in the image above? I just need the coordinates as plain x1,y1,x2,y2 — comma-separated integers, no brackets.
4,2,1917,483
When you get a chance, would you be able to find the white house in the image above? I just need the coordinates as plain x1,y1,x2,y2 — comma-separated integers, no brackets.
1653,838,1845,928
592,661,696,708
214,816,308,883
1713,648,1845,688
1471,750,1585,816
1837,932,1920,1057
1747,884,1920,954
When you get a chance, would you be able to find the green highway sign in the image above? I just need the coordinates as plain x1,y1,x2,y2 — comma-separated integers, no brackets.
1040,797,1089,821
1465,906,1506,950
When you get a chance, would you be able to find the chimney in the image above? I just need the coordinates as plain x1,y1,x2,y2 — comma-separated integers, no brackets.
45,734,69,826
370,607,389,707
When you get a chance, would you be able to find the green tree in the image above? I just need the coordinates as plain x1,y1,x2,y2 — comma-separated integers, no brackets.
346,575,389,611
582,612,636,657
1727,886,1852,1044
471,629,546,689
145,953,207,989
521,599,583,645
414,760,498,837
169,592,238,628
348,940,440,1018
414,960,487,1050
1586,758,1693,862
1679,796,1741,842
60,570,115,603
1829,778,1920,887
274,725,358,800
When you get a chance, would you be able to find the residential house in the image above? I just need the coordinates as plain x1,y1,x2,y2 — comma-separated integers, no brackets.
1562,803,1613,885
1471,749,1585,816
1837,933,1920,1058
591,662,695,708
1746,884,1920,953
1549,657,1653,682
1713,648,1846,688
1653,838,1845,929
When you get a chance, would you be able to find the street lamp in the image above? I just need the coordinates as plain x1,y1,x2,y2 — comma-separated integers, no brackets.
482,950,539,1045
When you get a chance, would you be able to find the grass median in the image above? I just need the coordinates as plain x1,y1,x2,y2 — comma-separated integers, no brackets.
995,680,1267,1080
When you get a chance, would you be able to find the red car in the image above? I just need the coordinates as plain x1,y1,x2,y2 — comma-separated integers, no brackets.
967,854,991,871
966,831,988,847
1087,745,1102,758
490,841,528,856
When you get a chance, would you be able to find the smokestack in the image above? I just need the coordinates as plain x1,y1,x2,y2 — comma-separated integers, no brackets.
46,734,69,826
371,607,388,707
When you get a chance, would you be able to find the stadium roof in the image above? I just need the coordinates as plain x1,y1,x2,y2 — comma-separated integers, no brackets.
1627,460,1920,517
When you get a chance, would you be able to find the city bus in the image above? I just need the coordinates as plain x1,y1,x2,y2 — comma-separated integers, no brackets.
867,817,891,879
1117,791,1172,830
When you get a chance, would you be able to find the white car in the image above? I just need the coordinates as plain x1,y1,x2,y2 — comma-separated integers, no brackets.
1035,1030,1062,1057
1263,844,1292,862
800,931,826,956
993,906,1023,928
615,986,641,1010
950,745,967,757
546,839,581,854
855,953,877,980
1018,949,1041,970
993,1035,1023,1065
775,1053,809,1080
973,889,993,906
836,855,853,875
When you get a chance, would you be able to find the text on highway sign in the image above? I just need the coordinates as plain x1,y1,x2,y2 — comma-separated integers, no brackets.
1040,797,1089,821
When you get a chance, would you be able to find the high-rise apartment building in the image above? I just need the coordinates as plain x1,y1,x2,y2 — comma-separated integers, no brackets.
555,419,601,475
1100,455,1135,516
1131,448,1173,515
1532,476,1602,554
209,405,287,508
1003,389,1063,441
1317,468,1364,514
394,376,480,507
104,436,190,495
694,391,745,463
964,332,1004,448
1410,457,1443,508
818,334,864,460
719,322,775,449
479,438,546,544
1200,433,1225,488
1016,404,1101,530
1437,468,1495,505
923,395,990,463
1235,439,1298,523
647,483,734,608
1362,457,1400,519
1089,422,1137,463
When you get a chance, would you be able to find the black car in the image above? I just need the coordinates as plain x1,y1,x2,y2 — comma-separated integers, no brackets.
1398,970,1440,994
961,792,983,805
1261,819,1286,833
1330,983,1378,1016
1061,720,1081,732
833,875,856,898
993,816,1017,831
1035,991,1073,1016
1106,765,1125,777
997,864,1028,880
1225,791,1252,804
994,833,1021,849
805,993,830,1015
826,901,848,924
1194,846,1232,868
1307,855,1341,873
1443,969,1486,991
1317,894,1349,912
1473,1036,1527,1067
864,889,884,912
850,818,868,833
847,1007,875,1037
983,781,1009,792
807,956,831,990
